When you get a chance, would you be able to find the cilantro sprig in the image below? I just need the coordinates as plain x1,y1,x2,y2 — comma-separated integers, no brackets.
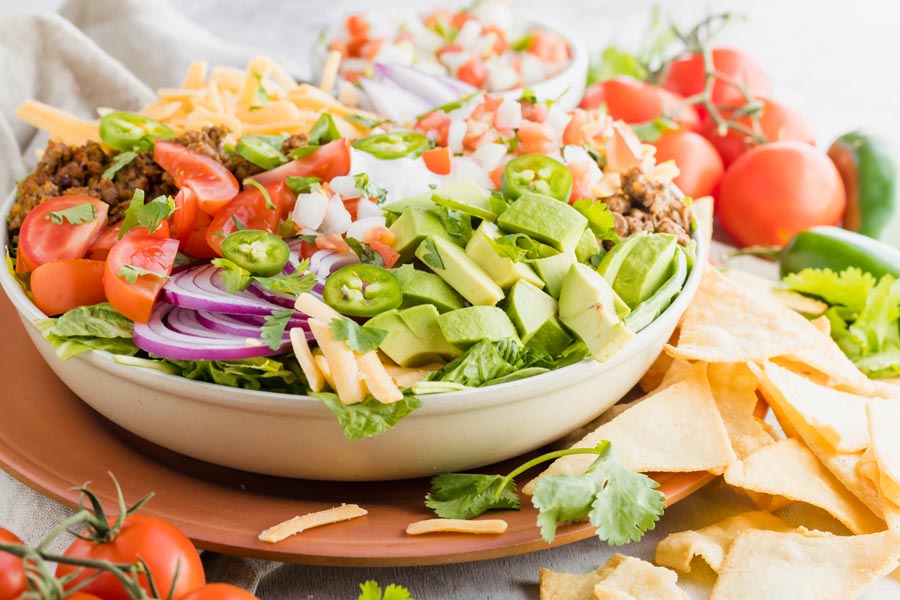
329,317,387,354
425,441,665,546
45,202,97,226
358,581,413,600
211,257,316,296
117,265,169,284
118,189,176,238
101,151,139,181
260,308,294,350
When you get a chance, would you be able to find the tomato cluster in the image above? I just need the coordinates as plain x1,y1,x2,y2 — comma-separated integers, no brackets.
580,46,844,247
15,139,352,323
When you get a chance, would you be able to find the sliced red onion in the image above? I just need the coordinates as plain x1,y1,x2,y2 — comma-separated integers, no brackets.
164,264,283,315
223,312,309,329
248,282,298,308
358,77,433,123
193,309,310,338
374,62,478,106
134,303,294,361
308,249,359,281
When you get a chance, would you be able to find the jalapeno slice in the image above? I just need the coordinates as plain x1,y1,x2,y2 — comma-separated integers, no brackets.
352,132,431,160
235,135,288,170
220,230,290,277
501,154,573,202
323,264,403,317
99,111,175,152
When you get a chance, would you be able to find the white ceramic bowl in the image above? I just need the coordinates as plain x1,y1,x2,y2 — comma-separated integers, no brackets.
1,191,704,481
310,12,588,110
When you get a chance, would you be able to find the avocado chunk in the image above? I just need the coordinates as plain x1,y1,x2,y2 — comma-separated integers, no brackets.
623,246,688,333
382,191,436,215
612,233,678,308
505,280,574,355
558,263,634,362
574,228,602,263
437,306,519,349
465,221,544,290
532,250,576,298
393,264,465,313
497,192,588,252
389,207,451,262
365,305,461,367
430,180,496,221
596,232,646,284
415,236,505,306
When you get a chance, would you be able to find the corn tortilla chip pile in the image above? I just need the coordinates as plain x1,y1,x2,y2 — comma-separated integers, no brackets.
537,264,900,599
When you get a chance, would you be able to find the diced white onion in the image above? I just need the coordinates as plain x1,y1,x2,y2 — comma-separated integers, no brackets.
292,191,329,231
495,97,522,129
471,142,508,172
439,51,471,75
447,156,492,190
319,196,353,234
346,216,387,241
519,53,547,85
455,20,484,48
487,66,519,92
329,175,362,199
447,119,467,154
356,198,383,219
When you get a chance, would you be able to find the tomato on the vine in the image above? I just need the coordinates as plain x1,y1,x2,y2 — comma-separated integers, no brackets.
579,76,700,129
650,130,724,199
179,583,260,600
0,527,26,600
57,514,205,600
718,141,845,247
700,97,815,166
662,48,770,108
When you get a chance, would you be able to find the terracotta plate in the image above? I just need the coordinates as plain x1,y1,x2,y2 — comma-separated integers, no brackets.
0,292,711,566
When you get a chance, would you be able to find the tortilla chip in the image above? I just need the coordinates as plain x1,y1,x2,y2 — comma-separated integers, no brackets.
655,511,792,573
810,315,831,336
539,568,603,600
711,528,900,600
707,363,776,460
691,196,714,247
866,398,900,507
523,363,735,495
666,265,817,363
723,438,884,534
757,362,885,517
592,554,689,600
725,269,828,315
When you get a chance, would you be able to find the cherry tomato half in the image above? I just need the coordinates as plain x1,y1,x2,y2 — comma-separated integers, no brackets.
17,195,109,272
205,181,287,256
323,264,402,317
31,259,107,316
718,141,846,247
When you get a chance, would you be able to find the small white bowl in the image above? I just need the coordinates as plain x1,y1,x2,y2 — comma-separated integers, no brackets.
1,191,704,481
311,13,588,110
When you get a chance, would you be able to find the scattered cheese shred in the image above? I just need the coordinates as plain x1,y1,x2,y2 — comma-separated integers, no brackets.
308,318,367,405
406,518,509,536
290,328,325,393
258,503,368,543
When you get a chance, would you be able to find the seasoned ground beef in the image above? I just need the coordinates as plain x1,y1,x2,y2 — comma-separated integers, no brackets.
9,128,311,238
606,167,693,247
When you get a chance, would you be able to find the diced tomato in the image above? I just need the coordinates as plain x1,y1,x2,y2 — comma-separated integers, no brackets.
347,37,368,58
205,181,286,255
519,101,548,123
415,111,451,146
518,121,556,154
369,240,399,268
527,29,570,63
423,147,452,175
567,162,595,203
345,14,369,39
31,259,107,316
342,198,360,221
103,236,180,323
563,109,590,146
170,187,199,241
329,39,348,56
87,221,171,261
489,164,505,189
437,44,464,58
17,196,109,273
470,96,502,122
363,225,396,247
450,11,473,30
154,141,239,216
183,227,218,259
424,9,453,31
606,121,645,173
298,240,318,260
362,40,384,61
316,234,351,255
457,58,488,88
250,139,352,186
482,25,508,55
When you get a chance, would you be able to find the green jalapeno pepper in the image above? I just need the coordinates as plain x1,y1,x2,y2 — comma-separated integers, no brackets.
221,230,290,277
235,135,288,170
99,111,174,152
353,132,431,160
500,154,573,202
323,264,403,317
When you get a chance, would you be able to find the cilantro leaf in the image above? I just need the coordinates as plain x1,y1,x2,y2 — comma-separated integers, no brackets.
243,178,275,209
354,173,388,204
510,33,533,52
358,581,413,600
519,87,538,104
630,118,678,142
425,473,520,519
573,198,619,242
346,114,387,128
329,317,387,354
486,233,556,263
346,238,384,267
308,113,341,146
235,135,288,170
117,264,169,284
44,202,97,226
260,308,294,351
314,392,423,440
418,238,444,270
211,258,253,293
251,71,270,108
434,207,472,246
118,190,176,238
253,260,317,296
285,176,322,195
587,46,648,86
102,151,138,180
783,267,876,314
531,441,665,545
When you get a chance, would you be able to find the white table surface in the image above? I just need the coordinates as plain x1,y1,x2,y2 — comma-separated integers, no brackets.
2,0,900,598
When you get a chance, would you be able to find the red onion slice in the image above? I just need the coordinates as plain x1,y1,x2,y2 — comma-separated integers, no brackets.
163,264,283,315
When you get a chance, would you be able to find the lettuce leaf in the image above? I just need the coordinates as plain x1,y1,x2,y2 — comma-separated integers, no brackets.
36,303,138,360
161,356,307,393
314,392,422,440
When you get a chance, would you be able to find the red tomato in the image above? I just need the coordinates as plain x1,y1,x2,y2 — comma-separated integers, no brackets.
527,29,570,63
718,141,846,247
154,141,239,216
87,221,172,261
315,234,351,254
205,181,285,255
662,48,770,108
183,227,218,259
66,594,105,600
345,14,368,39
58,514,204,600
170,187,200,241
250,139,352,186
700,97,815,166
457,58,488,88
103,235,180,323
651,130,724,198
179,584,259,600
579,76,700,129
423,147,452,175
0,528,26,600
31,259,107,316
17,196,108,272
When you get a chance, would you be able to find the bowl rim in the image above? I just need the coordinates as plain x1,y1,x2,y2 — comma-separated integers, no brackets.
0,183,705,416
309,9,589,95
